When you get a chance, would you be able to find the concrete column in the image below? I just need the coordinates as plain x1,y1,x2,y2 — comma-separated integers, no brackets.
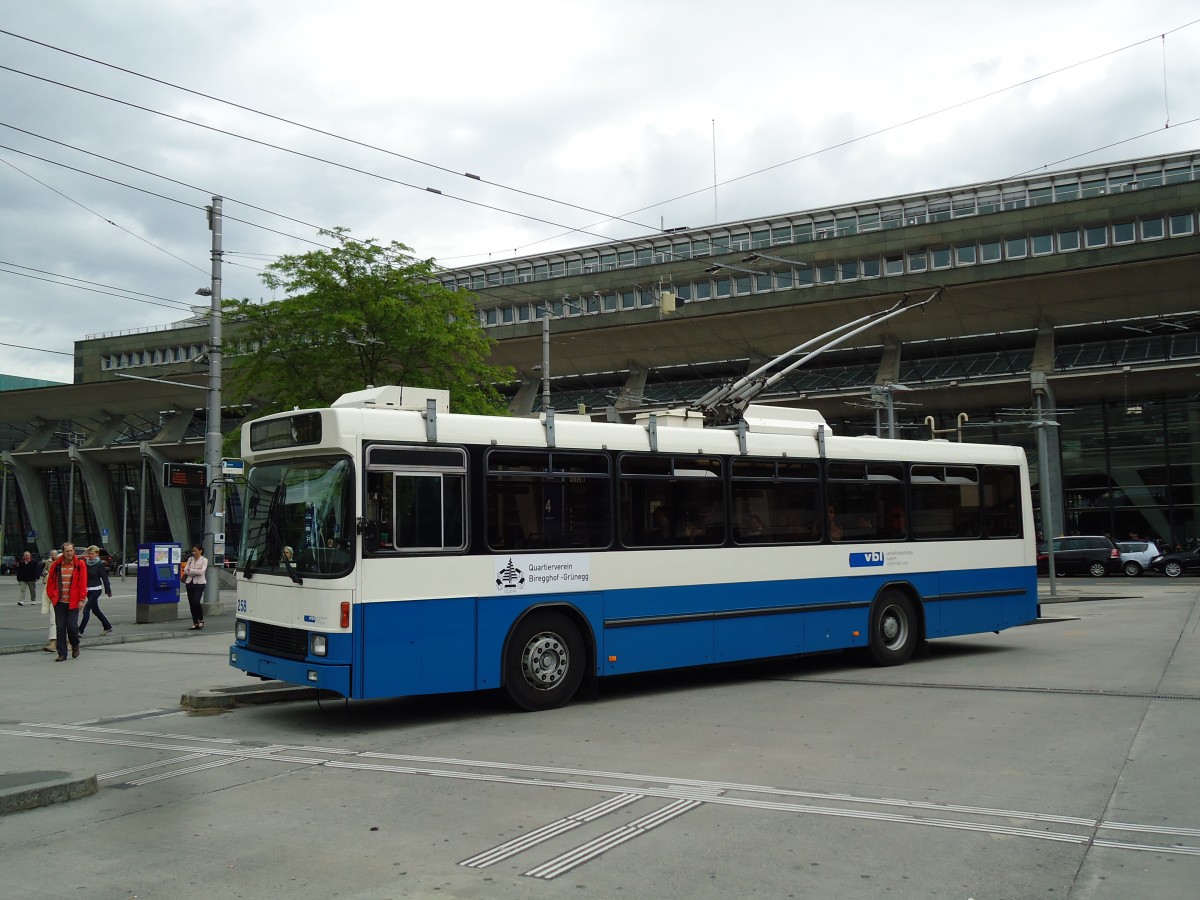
1,451,52,557
67,446,119,549
615,364,648,411
139,443,192,547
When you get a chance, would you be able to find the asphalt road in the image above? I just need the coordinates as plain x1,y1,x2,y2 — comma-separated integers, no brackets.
0,575,1197,899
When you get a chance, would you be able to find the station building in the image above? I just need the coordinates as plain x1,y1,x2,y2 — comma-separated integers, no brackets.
2,149,1199,559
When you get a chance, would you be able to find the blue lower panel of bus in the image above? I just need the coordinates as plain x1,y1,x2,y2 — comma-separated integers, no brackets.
233,566,1036,700
597,567,1036,676
229,646,351,697
358,597,482,700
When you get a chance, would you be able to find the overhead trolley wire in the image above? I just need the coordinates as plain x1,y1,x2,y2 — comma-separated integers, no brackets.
0,63,628,247
0,28,660,234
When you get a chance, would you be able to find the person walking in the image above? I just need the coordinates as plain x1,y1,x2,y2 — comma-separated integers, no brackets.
15,550,43,606
182,544,208,630
80,545,114,636
46,542,88,661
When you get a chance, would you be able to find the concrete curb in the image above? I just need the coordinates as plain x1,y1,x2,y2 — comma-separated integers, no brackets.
0,771,98,816
181,681,340,710
0,630,210,656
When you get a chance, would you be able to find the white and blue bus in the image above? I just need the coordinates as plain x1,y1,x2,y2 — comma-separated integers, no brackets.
229,385,1037,711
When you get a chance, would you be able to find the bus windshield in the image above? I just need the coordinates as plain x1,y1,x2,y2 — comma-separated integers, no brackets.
241,456,354,579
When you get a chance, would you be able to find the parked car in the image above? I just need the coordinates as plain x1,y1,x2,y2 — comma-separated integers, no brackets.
1036,535,1121,577
1116,540,1162,577
0,555,15,575
1148,546,1200,578
93,547,117,571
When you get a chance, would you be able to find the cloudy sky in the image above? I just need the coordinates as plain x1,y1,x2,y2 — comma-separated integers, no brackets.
2,0,1198,383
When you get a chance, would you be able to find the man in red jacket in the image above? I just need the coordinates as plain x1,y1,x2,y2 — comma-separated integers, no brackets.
46,542,88,661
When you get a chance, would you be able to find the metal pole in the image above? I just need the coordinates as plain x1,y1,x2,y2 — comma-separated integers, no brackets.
1035,391,1057,599
204,197,224,608
0,462,7,560
121,488,129,578
541,304,550,412
138,456,146,548
66,461,74,545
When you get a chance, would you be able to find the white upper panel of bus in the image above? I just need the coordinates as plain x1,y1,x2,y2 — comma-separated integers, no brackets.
240,385,1025,468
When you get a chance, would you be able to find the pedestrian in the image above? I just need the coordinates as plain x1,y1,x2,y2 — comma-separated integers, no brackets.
80,544,114,636
45,542,88,661
40,550,61,652
182,543,208,630
15,550,43,606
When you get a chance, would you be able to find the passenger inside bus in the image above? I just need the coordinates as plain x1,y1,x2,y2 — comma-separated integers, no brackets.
826,505,843,541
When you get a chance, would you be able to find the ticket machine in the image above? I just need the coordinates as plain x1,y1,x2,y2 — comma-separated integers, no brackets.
135,542,182,623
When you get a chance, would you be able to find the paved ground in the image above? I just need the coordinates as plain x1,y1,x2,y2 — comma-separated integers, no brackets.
1,572,1197,899
0,572,233,654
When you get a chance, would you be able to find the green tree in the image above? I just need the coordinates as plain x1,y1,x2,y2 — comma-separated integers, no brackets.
224,228,511,415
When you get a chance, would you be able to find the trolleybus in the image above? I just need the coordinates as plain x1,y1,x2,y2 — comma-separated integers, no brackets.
229,385,1037,710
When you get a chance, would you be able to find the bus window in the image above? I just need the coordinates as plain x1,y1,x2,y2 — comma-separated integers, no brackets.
241,456,354,577
731,457,820,543
619,455,725,547
911,465,980,538
485,450,611,551
365,445,467,554
825,461,905,541
982,466,1022,538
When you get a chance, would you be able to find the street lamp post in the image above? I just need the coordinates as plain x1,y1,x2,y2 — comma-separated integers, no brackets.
203,197,224,609
121,485,135,578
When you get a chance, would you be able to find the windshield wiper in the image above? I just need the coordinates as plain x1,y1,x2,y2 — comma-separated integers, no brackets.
265,483,302,585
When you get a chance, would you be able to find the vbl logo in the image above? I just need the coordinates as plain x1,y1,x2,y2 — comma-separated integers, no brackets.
849,551,885,568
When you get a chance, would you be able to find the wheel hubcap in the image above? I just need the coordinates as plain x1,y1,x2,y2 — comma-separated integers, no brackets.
521,632,568,690
881,607,907,650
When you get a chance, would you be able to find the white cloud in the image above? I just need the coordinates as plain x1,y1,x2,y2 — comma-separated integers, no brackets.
1,0,1198,382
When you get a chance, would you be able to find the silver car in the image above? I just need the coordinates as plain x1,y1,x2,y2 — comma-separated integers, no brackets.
1117,541,1161,576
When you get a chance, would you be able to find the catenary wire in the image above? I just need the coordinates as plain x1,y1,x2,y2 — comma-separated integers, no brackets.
489,17,1200,259
0,28,660,234
0,143,340,252
0,63,625,246
0,153,209,276
0,264,196,312
0,340,74,357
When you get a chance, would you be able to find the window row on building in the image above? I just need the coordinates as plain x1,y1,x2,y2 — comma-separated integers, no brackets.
100,344,207,371
479,209,1197,328
99,339,274,373
447,152,1199,292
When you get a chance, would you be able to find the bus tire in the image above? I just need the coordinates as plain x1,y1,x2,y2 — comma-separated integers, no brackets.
504,611,585,711
868,590,917,667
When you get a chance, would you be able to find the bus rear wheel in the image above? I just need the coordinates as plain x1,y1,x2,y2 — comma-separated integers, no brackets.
504,612,585,711
868,590,918,666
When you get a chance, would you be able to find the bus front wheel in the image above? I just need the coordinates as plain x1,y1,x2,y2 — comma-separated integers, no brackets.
504,612,585,711
868,590,918,666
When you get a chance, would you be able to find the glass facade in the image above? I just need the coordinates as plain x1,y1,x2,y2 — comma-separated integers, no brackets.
1055,399,1200,549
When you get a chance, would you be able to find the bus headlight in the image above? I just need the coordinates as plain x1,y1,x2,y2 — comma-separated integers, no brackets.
311,634,328,657
235,620,247,642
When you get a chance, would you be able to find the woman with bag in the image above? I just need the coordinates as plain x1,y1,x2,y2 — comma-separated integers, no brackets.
80,545,114,635
181,544,208,630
